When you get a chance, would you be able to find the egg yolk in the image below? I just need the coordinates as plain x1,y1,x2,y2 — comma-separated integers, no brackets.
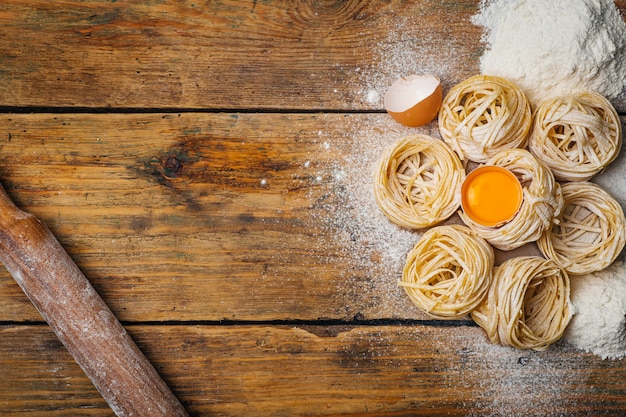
461,166,523,227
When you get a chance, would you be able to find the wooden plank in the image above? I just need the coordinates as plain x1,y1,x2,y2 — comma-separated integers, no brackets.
2,0,623,112
1,324,625,416
0,112,431,322
1,113,625,323
0,0,485,110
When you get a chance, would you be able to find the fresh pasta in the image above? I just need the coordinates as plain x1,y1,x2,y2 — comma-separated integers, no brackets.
459,149,563,251
529,91,622,181
537,181,626,275
471,256,572,351
373,135,465,229
438,75,532,163
400,225,494,319
374,75,624,353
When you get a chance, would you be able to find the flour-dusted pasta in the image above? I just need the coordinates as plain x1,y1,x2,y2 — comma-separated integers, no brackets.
400,225,494,319
438,75,532,163
373,135,465,229
537,181,626,275
529,91,622,181
472,256,572,351
459,149,563,251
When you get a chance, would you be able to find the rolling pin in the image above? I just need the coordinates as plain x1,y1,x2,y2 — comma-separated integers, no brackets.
0,182,188,417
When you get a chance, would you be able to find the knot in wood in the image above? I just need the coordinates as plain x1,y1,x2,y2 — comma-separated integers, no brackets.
163,154,182,177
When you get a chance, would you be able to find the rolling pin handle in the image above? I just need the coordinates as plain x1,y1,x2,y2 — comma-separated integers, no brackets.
0,181,188,416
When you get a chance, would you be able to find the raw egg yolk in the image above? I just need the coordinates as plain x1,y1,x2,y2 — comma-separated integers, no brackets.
461,166,523,227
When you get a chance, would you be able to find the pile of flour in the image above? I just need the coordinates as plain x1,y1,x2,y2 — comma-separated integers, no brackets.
564,261,626,360
472,0,626,105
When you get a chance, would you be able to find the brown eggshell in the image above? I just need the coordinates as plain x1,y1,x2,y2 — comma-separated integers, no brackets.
385,75,443,127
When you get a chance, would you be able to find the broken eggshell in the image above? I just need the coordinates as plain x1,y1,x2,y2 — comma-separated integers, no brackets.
384,75,443,127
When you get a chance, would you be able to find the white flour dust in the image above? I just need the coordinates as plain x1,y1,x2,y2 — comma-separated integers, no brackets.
472,0,626,105
464,341,587,417
314,116,425,318
563,261,626,360
352,4,468,109
308,3,472,317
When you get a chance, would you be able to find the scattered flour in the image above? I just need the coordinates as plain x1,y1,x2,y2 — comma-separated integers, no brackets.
354,5,468,108
460,338,585,417
312,3,472,317
472,0,626,105
319,116,423,317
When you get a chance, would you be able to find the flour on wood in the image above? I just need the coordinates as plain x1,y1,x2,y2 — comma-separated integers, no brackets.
300,116,421,317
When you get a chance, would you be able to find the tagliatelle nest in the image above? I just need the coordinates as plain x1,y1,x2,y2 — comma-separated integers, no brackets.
438,74,532,163
537,181,626,275
373,135,465,229
529,91,622,181
471,256,572,351
400,225,494,319
459,149,563,251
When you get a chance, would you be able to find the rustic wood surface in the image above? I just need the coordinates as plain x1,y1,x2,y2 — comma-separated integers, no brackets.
2,324,626,417
0,1,625,416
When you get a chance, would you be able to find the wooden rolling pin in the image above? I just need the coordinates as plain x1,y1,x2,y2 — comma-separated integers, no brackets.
0,182,188,417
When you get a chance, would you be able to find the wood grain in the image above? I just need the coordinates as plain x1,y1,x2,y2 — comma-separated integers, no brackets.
0,112,432,322
1,0,623,111
6,0,484,109
2,324,625,417
0,114,624,324
1,0,626,415
0,0,521,110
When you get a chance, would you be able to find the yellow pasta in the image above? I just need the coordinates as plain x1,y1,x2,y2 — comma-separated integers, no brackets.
373,135,465,229
375,82,622,353
459,149,563,251
471,256,572,351
537,181,626,275
400,225,494,319
438,75,532,162
529,91,622,181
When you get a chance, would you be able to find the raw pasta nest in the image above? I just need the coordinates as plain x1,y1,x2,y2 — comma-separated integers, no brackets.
438,74,532,163
400,224,494,319
471,256,572,351
537,181,626,275
373,135,465,229
459,149,564,251
529,91,622,181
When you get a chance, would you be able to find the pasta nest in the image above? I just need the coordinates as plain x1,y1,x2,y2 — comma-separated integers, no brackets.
400,225,494,319
471,256,572,351
459,149,564,251
529,91,622,181
373,135,465,229
537,181,626,275
438,74,532,163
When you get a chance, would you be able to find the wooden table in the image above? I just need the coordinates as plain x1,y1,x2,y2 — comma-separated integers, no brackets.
1,1,625,415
